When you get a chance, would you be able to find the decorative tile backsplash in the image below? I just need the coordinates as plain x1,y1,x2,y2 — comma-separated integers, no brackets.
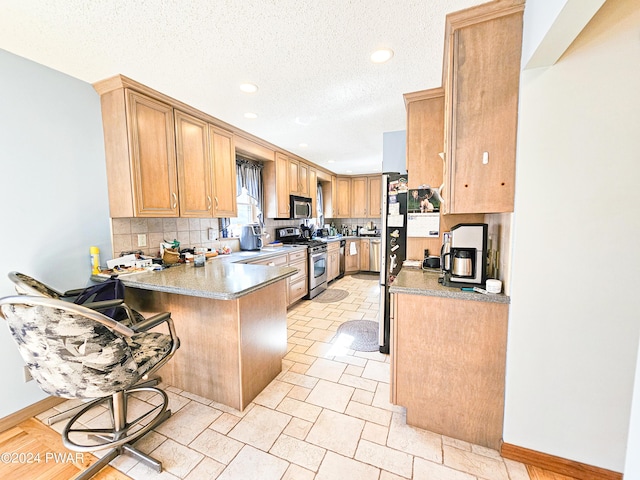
110,218,238,259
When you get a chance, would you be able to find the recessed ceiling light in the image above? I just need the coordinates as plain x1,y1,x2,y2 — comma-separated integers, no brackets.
346,170,353,173
328,160,335,164
370,48,394,63
299,143,308,148
240,83,258,93
244,112,258,119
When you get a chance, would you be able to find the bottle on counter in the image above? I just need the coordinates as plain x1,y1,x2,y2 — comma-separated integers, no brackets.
90,246,100,274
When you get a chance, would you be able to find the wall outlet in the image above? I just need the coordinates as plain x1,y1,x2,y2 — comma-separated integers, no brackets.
137,234,147,247
208,228,214,241
23,365,33,382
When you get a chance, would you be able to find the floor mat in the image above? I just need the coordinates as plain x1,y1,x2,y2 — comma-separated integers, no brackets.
334,320,379,352
312,289,349,303
352,272,379,281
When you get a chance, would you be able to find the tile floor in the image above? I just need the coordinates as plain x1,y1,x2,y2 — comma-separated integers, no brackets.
38,274,530,480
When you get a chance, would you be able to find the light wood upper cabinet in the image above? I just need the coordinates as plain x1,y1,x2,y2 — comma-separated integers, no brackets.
367,176,382,219
298,162,309,197
288,158,300,195
175,110,212,218
210,125,237,217
442,1,524,214
404,88,445,190
99,88,179,217
351,177,367,217
336,177,352,218
263,152,291,218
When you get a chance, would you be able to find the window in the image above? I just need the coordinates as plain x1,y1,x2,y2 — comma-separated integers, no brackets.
225,187,262,237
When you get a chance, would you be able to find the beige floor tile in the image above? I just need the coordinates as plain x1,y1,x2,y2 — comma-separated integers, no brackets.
291,344,309,353
315,451,380,480
362,421,389,445
345,401,392,426
387,412,442,463
443,445,509,480
134,430,168,455
228,404,291,451
333,354,368,367
306,409,364,457
216,445,289,480
189,427,244,464
305,357,347,382
471,443,502,459
306,328,337,342
306,379,355,413
287,336,315,347
287,385,312,401
209,412,241,435
289,362,310,374
372,383,405,413
283,417,314,440
166,391,191,413
340,372,379,392
354,350,389,362
362,360,391,383
150,438,205,478
352,388,375,405
252,380,294,409
305,341,335,358
181,391,214,405
414,457,476,480
282,463,315,480
270,434,326,471
155,401,222,445
306,318,334,329
183,457,226,480
355,439,413,478
284,351,316,365
443,435,472,451
276,397,322,422
345,364,366,376
127,461,180,480
279,371,319,389
380,471,408,480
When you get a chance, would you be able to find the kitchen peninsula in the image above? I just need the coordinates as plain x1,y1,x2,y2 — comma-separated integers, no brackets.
96,258,297,411
389,269,510,449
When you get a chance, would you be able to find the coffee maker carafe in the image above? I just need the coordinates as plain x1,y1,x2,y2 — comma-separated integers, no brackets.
442,223,487,287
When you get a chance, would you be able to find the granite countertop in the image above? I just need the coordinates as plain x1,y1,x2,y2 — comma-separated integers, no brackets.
389,268,510,304
92,247,306,300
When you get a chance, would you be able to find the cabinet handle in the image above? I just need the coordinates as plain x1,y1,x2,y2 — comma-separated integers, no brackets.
215,196,219,208
207,196,212,210
171,192,177,209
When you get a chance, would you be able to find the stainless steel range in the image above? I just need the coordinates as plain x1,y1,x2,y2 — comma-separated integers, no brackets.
275,227,327,299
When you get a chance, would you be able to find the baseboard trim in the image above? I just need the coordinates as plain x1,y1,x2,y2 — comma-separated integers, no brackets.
501,442,622,480
0,396,65,433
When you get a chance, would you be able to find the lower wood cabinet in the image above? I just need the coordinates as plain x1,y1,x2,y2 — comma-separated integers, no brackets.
248,250,308,307
345,239,360,274
360,238,370,271
326,241,340,282
392,293,508,449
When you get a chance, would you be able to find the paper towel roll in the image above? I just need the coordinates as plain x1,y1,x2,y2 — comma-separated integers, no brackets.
486,279,502,294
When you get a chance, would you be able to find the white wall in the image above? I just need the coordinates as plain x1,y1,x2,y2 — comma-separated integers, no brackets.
0,49,112,418
504,0,640,472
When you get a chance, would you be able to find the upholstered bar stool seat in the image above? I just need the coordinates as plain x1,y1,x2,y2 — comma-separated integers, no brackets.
0,295,180,479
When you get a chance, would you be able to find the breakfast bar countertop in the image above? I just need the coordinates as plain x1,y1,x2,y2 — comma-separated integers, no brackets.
389,268,510,304
92,261,297,301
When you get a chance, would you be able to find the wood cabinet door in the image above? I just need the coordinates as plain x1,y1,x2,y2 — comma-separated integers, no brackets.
360,239,370,271
298,162,309,197
351,177,367,217
447,11,522,213
367,176,382,219
405,89,444,190
275,153,290,218
345,240,360,273
126,90,178,217
210,125,237,217
175,110,212,218
336,177,351,218
288,157,299,194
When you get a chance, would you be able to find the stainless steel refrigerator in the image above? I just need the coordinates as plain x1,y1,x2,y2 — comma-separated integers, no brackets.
378,173,408,354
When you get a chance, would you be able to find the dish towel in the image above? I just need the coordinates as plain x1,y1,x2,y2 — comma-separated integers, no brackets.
350,242,358,255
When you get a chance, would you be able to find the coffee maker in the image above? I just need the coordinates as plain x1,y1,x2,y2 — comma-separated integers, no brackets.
442,223,488,287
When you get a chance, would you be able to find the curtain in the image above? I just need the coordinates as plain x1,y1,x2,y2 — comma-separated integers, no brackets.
317,182,324,227
236,157,263,213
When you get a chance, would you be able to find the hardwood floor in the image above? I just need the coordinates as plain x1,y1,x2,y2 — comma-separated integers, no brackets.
0,418,130,480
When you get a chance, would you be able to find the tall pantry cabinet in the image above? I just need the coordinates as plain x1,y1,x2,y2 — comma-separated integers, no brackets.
441,0,524,214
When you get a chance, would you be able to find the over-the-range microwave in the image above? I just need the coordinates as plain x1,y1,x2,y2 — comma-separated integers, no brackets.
289,195,312,219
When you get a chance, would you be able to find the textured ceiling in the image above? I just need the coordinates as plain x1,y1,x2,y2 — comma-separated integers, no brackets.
0,0,488,174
